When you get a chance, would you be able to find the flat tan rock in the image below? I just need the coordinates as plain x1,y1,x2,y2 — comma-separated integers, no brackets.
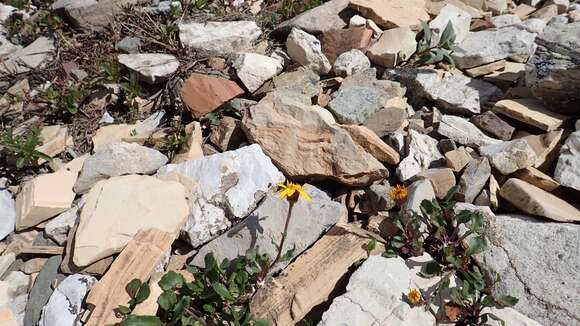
349,0,430,29
180,73,244,118
492,98,571,131
514,167,560,192
416,167,456,199
520,129,563,171
35,125,73,165
171,121,203,164
499,178,580,222
15,156,86,231
85,229,174,326
250,224,384,325
367,26,417,68
341,125,400,164
73,175,189,267
445,146,473,172
466,60,506,78
91,124,135,152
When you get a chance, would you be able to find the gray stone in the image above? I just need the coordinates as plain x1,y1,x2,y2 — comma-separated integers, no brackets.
404,179,436,214
272,68,321,98
179,21,262,55
0,271,30,326
0,189,15,240
74,142,168,193
548,14,569,25
397,130,444,181
520,18,546,34
44,204,80,246
458,157,491,203
554,130,580,191
191,185,346,272
39,274,96,326
438,115,502,147
332,49,371,77
116,36,142,53
364,107,408,137
286,28,332,74
141,0,181,14
134,110,165,135
476,213,580,326
0,37,55,76
319,256,436,326
363,181,396,213
273,0,350,35
157,144,284,246
471,111,515,141
490,14,522,28
452,26,537,69
479,139,537,174
385,68,502,115
24,255,66,326
59,0,145,30
233,53,283,92
328,86,390,124
118,53,179,84
526,22,580,114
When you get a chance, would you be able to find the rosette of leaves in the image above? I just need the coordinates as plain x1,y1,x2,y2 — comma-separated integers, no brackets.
0,128,52,168
415,20,456,66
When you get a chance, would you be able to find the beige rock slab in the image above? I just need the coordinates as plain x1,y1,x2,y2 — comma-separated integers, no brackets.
499,178,580,222
492,98,571,131
91,124,135,152
520,129,563,171
513,4,536,19
85,229,174,326
514,167,560,192
465,60,506,78
426,0,484,18
367,26,417,68
73,175,189,267
35,125,74,165
416,167,456,199
445,147,473,172
60,223,114,276
250,224,384,325
349,0,430,29
171,121,203,164
341,125,400,164
15,156,85,230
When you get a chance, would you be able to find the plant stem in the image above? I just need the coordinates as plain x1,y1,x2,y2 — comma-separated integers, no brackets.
272,201,295,266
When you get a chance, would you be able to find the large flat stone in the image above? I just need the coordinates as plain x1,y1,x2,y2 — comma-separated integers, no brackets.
438,115,502,147
476,213,580,325
492,98,571,131
191,185,346,272
349,0,430,29
273,0,351,35
179,21,262,55
157,144,284,246
117,53,178,85
0,37,55,76
73,175,189,266
480,139,537,175
499,178,580,222
243,92,388,186
180,73,244,118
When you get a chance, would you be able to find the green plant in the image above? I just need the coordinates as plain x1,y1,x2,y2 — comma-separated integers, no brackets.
100,60,120,83
0,128,51,168
62,88,85,114
161,121,191,160
193,0,208,10
121,71,142,101
413,20,456,66
113,250,271,326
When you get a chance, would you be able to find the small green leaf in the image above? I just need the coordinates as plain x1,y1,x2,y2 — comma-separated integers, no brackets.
157,290,177,310
158,271,185,291
212,282,235,301
496,295,519,307
465,236,487,256
126,279,142,298
115,305,131,315
122,315,162,326
134,283,150,304
253,320,271,326
202,303,216,313
481,313,506,326
421,20,432,45
366,239,377,256
419,260,442,278
439,21,456,48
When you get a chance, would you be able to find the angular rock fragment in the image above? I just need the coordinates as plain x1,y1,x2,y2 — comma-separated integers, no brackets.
0,189,15,241
24,256,65,326
233,53,283,92
367,27,417,68
364,105,408,137
429,4,472,44
385,68,502,115
191,185,345,271
438,115,502,147
476,213,580,325
273,0,351,35
0,271,30,326
179,21,262,55
243,92,388,186
286,28,332,74
38,274,96,326
320,26,373,63
118,53,179,84
332,49,371,77
554,130,580,191
471,111,514,141
492,98,570,131
520,129,563,171
499,178,580,222
0,37,55,76
404,179,436,214
180,73,244,118
457,157,491,203
397,130,444,181
73,175,189,266
514,167,560,192
349,0,430,29
480,139,537,174
74,142,168,193
445,146,473,172
452,26,537,69
342,125,400,164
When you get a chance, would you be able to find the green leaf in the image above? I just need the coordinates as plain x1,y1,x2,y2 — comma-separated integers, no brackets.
122,315,162,326
481,313,505,326
134,283,150,304
157,290,177,310
465,236,487,256
204,253,219,270
419,260,442,278
125,279,142,298
421,20,432,45
172,296,191,322
115,305,131,315
366,239,377,256
202,303,216,313
253,320,271,326
16,157,25,169
158,271,185,291
438,21,456,48
212,282,235,301
495,295,519,307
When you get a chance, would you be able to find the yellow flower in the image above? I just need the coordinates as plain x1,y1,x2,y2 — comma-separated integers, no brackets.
277,180,312,202
390,184,408,203
407,288,421,304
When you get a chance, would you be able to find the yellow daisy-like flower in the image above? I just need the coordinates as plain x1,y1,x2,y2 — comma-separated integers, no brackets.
277,180,312,202
390,184,408,203
407,288,421,305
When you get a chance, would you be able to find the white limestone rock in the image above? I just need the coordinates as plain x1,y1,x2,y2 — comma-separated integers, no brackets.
118,53,179,84
0,189,15,240
233,53,283,92
286,28,332,74
554,130,580,191
179,21,262,55
429,4,472,44
332,49,371,77
438,115,503,148
397,130,444,181
38,274,96,326
480,139,538,174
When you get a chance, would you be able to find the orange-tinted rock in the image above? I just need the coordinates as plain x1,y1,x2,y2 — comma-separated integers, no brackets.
349,0,429,29
180,73,244,118
320,26,373,63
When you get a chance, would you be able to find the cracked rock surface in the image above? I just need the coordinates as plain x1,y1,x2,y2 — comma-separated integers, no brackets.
475,213,580,326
